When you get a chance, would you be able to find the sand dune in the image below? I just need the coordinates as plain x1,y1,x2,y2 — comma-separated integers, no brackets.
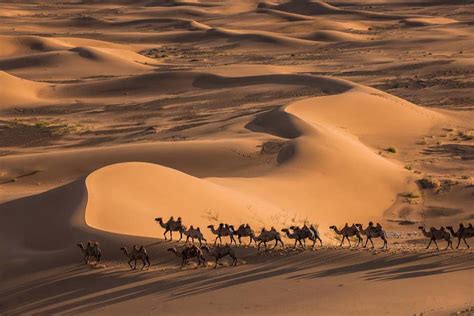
0,46,155,80
1,0,473,315
0,70,48,106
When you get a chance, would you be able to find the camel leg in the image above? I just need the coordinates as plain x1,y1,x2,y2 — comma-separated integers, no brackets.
214,236,218,245
178,231,183,242
347,237,352,248
214,257,219,268
238,236,242,245
170,230,173,241
231,235,237,245
231,254,237,266
248,237,253,246
186,236,190,243
445,239,452,250
357,235,362,247
311,238,316,249
318,237,323,247
339,236,345,247
382,237,388,249
433,239,439,250
273,239,278,249
298,239,304,248
463,237,470,249
369,238,375,249
426,238,432,249
146,256,151,269
293,239,298,248
363,237,369,248
164,229,169,241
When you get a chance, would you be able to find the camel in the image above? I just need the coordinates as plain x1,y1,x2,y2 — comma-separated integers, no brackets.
309,224,323,247
446,224,474,249
207,223,236,245
155,216,185,241
355,222,388,249
180,225,207,246
255,227,284,250
234,224,256,246
77,241,101,264
120,245,151,270
202,245,238,268
281,228,304,248
329,223,363,247
290,225,323,248
418,226,453,250
168,244,206,269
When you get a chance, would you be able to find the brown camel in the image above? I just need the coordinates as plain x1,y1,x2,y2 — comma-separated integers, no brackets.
355,222,388,249
180,225,207,246
207,223,236,245
255,227,284,250
202,245,238,268
155,216,185,241
120,245,151,270
418,226,453,250
446,224,474,249
234,224,256,246
77,241,101,264
168,244,205,269
329,223,362,247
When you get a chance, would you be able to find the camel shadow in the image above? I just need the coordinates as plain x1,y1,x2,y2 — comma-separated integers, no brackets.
1,249,473,314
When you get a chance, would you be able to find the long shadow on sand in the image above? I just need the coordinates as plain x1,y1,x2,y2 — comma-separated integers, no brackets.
1,248,473,315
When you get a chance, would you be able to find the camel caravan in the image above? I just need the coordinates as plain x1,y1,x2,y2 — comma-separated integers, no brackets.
77,217,473,270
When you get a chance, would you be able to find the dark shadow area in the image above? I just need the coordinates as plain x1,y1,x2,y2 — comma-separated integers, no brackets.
1,248,473,315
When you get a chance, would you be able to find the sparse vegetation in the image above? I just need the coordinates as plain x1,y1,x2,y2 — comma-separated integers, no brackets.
417,178,440,190
385,147,397,153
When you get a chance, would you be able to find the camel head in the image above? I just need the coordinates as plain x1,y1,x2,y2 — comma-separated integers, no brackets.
368,221,374,226
459,223,465,229
329,225,337,230
355,223,362,228
155,217,163,223
446,226,453,230
281,228,289,233
207,224,214,229
77,243,84,249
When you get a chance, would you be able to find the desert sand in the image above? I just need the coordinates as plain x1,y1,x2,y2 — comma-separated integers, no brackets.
0,0,473,315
